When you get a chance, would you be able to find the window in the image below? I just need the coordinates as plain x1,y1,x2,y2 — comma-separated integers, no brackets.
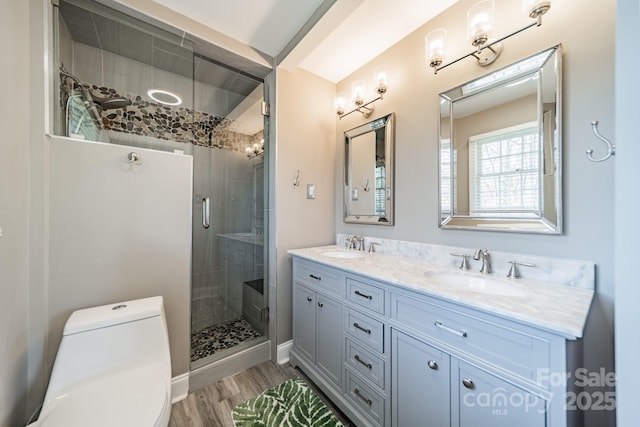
440,139,456,214
375,165,386,216
469,123,540,215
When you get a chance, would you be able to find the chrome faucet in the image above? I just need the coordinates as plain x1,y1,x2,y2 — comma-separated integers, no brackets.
345,235,363,250
473,249,491,274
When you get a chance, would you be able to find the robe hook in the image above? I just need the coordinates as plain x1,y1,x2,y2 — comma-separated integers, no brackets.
586,121,615,162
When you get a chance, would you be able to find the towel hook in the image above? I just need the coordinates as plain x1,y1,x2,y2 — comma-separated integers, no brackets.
363,178,371,192
586,121,615,162
121,152,143,165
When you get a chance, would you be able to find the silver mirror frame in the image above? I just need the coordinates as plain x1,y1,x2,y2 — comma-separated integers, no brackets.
344,113,395,225
438,45,562,234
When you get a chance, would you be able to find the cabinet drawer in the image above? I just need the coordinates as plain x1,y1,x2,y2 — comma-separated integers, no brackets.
345,370,385,427
390,292,551,385
346,278,385,315
294,260,344,297
345,338,385,390
345,308,384,353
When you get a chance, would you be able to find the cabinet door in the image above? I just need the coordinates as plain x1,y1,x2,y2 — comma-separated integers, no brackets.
316,294,342,386
293,283,316,362
392,330,450,427
454,360,546,427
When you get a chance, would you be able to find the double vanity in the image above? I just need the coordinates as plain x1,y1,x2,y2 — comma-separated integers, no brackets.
288,242,593,427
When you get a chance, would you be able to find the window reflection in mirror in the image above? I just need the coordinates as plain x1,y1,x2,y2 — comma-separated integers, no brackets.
439,45,562,234
344,113,395,225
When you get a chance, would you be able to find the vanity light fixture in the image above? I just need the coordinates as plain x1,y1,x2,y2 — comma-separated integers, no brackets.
147,89,182,106
336,65,390,119
426,0,552,74
245,139,264,159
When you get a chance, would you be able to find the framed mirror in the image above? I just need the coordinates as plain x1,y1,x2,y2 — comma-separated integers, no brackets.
344,113,395,225
439,45,562,234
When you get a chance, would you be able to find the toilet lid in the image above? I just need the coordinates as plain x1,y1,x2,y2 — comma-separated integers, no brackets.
40,367,168,427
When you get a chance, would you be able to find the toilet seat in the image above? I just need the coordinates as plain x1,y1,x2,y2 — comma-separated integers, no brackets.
38,366,169,427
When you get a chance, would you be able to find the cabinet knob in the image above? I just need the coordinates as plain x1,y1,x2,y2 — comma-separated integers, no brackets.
306,296,312,302
317,301,324,307
427,360,438,370
462,378,475,389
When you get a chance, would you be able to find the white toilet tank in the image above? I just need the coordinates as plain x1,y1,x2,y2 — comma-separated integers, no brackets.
32,296,172,427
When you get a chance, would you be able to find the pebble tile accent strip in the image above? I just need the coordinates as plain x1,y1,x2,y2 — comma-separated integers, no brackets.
61,75,262,153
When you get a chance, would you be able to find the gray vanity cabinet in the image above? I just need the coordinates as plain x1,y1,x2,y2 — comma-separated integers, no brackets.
392,329,546,427
392,330,451,426
290,256,578,427
292,261,343,387
453,360,546,427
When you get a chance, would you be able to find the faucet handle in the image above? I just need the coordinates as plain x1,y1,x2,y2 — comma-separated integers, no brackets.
506,260,536,279
368,242,381,253
450,253,471,270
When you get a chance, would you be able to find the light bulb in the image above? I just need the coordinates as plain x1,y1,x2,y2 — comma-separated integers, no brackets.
335,93,346,115
351,80,366,106
467,0,495,47
425,29,447,69
374,65,390,96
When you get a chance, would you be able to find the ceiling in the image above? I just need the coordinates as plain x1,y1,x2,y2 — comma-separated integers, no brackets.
149,0,460,83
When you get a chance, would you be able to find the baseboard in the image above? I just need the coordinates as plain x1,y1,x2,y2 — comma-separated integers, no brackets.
171,372,189,403
276,340,293,364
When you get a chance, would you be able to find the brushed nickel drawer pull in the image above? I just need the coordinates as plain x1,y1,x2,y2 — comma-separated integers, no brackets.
306,296,312,302
309,274,321,281
462,378,475,389
354,388,372,406
354,354,373,369
354,290,373,300
434,321,467,338
427,360,438,370
353,322,372,334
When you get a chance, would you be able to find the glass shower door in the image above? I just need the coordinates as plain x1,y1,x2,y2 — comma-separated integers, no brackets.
190,58,268,369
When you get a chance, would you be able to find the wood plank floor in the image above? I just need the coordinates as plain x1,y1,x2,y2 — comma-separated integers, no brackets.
169,361,355,426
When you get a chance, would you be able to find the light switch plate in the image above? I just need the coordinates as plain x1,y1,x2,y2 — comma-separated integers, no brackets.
307,184,316,199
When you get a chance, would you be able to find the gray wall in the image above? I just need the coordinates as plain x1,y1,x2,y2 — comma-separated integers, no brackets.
335,0,615,426
0,1,30,425
614,0,640,425
48,137,192,378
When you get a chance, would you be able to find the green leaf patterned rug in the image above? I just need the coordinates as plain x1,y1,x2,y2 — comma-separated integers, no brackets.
232,377,344,426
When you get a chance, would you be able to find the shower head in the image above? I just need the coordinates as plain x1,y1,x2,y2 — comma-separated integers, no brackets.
60,66,101,121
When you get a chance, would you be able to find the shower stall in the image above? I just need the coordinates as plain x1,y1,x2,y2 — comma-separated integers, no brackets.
51,0,270,372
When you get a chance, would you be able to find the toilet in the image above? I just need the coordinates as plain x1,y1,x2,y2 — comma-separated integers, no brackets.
29,296,172,427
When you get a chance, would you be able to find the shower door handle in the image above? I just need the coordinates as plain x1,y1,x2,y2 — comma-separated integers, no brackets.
202,197,210,229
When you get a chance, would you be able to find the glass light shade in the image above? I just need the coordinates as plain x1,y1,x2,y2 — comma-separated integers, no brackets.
467,0,495,46
334,92,347,115
522,0,551,18
351,80,366,106
425,29,447,68
374,65,390,95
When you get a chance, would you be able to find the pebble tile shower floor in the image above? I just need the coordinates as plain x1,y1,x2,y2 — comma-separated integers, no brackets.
191,318,262,362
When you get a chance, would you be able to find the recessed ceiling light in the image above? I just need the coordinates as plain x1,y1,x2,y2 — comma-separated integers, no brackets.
147,89,182,106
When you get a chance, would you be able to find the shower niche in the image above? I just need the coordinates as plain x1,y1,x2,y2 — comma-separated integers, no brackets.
52,0,271,371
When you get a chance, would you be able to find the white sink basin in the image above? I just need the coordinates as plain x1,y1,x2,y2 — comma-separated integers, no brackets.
424,270,528,297
321,250,365,259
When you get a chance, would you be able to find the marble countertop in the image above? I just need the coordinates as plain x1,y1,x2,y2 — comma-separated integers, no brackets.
289,245,594,339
